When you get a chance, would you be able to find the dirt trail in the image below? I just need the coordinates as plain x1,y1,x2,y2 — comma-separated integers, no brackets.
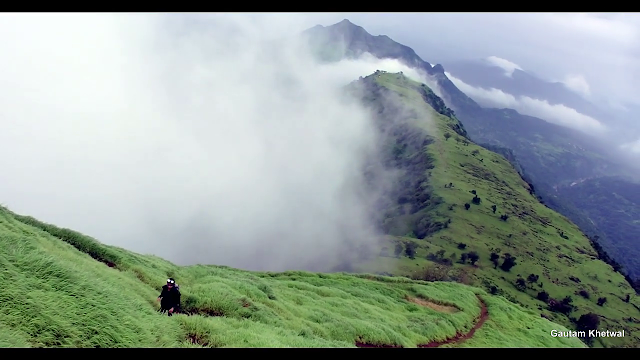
355,295,489,348
418,296,489,348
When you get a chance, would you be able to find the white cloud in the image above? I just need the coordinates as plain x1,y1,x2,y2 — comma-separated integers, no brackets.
542,13,638,47
0,13,406,272
445,72,606,135
484,56,522,77
561,74,591,97
621,138,640,154
315,52,428,86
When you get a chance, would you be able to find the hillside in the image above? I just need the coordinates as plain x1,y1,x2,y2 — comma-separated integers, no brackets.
302,19,640,291
0,205,585,348
343,72,640,348
557,177,640,279
442,59,640,146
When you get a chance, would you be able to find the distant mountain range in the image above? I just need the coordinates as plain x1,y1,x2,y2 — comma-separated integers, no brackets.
443,58,609,119
442,58,640,146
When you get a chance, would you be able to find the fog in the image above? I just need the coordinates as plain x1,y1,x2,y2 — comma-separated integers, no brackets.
445,72,607,135
0,13,420,271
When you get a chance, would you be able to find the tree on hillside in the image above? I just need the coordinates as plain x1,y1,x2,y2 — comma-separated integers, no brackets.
491,204,497,213
472,195,481,205
500,254,517,272
597,297,607,306
515,277,526,291
577,313,600,344
577,313,600,331
527,274,539,284
467,251,479,265
459,253,468,263
404,242,417,260
464,203,471,210
490,252,500,269
444,133,451,141
413,264,451,282
537,291,549,302
549,296,574,315
500,214,509,221
394,243,403,258
457,243,467,250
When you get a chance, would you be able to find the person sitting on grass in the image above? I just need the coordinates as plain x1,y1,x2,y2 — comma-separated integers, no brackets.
157,278,181,316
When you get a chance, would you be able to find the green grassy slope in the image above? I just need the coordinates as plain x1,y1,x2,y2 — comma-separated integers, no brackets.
558,177,640,279
0,206,584,348
348,72,640,348
303,19,640,301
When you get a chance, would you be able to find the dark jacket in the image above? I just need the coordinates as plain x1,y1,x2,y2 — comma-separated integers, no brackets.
158,285,181,310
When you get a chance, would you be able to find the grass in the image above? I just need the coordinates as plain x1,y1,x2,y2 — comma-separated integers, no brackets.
0,205,585,348
352,72,640,348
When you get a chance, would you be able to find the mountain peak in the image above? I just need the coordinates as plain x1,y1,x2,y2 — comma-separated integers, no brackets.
327,19,368,35
432,64,445,73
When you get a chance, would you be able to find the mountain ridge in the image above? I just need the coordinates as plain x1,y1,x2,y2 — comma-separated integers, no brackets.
344,71,639,347
302,19,640,290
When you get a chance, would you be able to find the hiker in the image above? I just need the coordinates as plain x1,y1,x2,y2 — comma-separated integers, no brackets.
157,278,181,316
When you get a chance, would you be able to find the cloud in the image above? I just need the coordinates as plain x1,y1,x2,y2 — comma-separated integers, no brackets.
561,74,591,97
484,56,522,77
0,13,407,272
621,138,640,154
445,72,606,134
541,13,638,47
311,52,429,86
304,13,640,110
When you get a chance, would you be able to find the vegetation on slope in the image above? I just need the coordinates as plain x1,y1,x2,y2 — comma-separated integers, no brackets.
303,19,640,296
347,72,640,348
557,177,640,280
0,206,584,348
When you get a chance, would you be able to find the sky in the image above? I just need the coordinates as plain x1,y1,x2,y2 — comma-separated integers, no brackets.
294,13,640,108
285,13,640,154
0,13,638,271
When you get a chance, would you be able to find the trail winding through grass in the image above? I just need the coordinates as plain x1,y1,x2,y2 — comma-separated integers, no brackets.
355,295,489,348
418,296,488,348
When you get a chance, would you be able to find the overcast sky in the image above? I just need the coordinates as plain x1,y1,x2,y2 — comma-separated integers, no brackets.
292,13,640,109
281,13,640,154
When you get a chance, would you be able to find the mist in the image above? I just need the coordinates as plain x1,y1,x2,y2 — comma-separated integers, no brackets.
0,13,414,271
